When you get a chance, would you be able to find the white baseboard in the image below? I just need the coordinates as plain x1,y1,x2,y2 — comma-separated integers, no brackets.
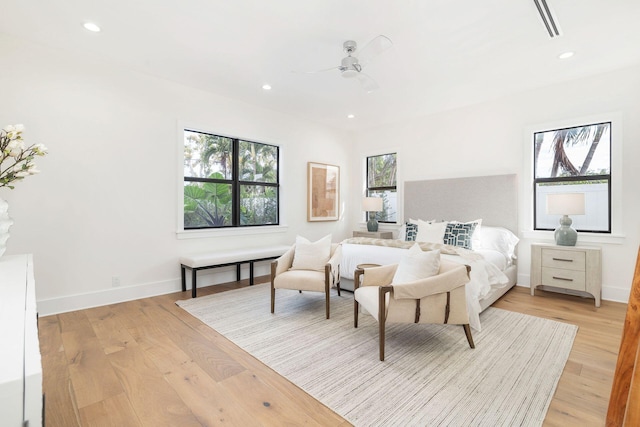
602,286,631,303
37,264,272,316
37,278,182,317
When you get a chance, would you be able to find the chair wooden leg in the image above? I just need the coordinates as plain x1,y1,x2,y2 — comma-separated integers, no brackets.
271,288,275,313
270,263,276,314
325,272,331,319
379,288,387,361
463,324,475,349
379,317,386,361
354,299,359,328
325,290,330,319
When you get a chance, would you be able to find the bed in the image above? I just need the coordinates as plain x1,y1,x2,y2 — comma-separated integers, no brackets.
340,174,519,331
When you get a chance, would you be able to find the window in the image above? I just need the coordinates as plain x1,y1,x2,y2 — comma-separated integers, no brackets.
366,153,397,223
533,122,611,233
183,130,279,229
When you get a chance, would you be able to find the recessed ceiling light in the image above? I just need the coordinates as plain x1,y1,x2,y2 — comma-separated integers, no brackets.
558,51,574,59
347,114,355,119
83,22,101,32
262,84,272,90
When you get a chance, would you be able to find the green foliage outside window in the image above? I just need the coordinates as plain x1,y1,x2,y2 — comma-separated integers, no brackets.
184,130,279,228
367,153,397,222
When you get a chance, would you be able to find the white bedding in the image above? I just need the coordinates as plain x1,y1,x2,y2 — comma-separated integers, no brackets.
341,243,510,331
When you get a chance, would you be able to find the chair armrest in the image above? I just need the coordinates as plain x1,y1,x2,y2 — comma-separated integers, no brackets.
360,264,398,287
327,244,341,271
272,245,295,277
326,244,342,285
392,264,470,300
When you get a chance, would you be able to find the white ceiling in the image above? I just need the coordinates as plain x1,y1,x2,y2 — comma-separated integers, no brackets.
2,0,640,131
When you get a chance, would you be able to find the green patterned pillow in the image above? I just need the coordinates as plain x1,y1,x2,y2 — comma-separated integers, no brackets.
405,222,418,241
443,222,478,249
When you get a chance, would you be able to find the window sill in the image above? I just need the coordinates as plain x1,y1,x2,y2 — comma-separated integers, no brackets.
177,225,289,240
521,230,625,245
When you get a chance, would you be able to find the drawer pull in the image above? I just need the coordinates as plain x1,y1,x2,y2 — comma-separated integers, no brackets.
552,257,573,262
552,276,573,282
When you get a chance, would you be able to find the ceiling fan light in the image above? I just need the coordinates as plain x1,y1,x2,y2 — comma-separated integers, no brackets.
342,69,358,79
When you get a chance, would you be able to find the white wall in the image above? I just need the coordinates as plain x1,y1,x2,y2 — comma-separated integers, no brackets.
0,35,352,315
351,63,640,303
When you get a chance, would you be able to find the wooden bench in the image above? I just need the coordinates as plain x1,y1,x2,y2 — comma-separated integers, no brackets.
180,245,291,298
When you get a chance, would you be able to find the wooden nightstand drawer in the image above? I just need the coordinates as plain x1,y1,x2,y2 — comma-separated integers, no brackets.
541,267,586,291
531,243,602,307
541,248,586,271
352,231,393,239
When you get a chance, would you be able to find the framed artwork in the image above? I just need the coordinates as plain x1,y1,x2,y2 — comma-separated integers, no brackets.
307,162,340,221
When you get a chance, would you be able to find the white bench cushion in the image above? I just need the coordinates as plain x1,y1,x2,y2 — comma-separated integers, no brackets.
180,245,291,269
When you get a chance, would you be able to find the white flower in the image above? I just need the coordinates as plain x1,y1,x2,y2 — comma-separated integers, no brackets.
6,140,20,150
33,143,48,155
0,124,47,189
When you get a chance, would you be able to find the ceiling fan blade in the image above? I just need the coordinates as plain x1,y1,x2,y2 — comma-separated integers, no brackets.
356,35,393,68
292,65,340,74
356,72,379,93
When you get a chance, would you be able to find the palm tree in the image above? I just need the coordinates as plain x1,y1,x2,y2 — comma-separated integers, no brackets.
368,154,396,187
547,124,608,177
579,124,607,175
238,141,278,224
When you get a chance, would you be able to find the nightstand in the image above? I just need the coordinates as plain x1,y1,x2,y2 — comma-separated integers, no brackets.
352,230,393,239
530,243,602,307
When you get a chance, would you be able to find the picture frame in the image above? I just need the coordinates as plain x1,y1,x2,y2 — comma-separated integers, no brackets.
307,162,340,221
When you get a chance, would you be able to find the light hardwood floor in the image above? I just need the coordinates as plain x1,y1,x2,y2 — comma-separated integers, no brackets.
39,281,626,426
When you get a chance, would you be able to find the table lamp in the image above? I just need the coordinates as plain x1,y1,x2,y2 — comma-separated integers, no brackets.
362,197,383,232
546,193,585,246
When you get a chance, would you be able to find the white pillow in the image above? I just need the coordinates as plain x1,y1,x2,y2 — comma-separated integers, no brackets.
415,220,448,243
477,226,519,260
291,234,332,271
392,244,441,284
409,218,435,225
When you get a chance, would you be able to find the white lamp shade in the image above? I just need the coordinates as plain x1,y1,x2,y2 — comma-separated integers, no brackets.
546,193,585,215
362,197,383,212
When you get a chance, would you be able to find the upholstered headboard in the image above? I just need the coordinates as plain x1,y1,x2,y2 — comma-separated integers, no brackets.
404,174,518,232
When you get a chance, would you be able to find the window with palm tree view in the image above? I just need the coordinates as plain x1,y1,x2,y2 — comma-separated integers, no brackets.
183,130,279,228
534,122,611,233
367,153,397,223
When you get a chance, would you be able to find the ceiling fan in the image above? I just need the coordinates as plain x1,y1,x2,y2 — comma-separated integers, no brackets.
301,35,393,93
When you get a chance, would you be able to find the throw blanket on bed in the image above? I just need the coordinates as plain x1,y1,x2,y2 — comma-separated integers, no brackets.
342,237,483,261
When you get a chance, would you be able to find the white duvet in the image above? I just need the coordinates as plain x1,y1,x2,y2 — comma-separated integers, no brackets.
341,243,509,331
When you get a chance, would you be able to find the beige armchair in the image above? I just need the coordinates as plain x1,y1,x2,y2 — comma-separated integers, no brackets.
354,259,474,361
271,243,341,319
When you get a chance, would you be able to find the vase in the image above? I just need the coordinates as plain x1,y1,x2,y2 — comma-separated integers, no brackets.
0,196,13,258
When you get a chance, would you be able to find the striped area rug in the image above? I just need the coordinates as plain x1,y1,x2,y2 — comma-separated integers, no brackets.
176,284,577,426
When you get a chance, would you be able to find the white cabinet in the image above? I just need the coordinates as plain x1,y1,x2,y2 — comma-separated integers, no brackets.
530,243,602,307
0,254,42,426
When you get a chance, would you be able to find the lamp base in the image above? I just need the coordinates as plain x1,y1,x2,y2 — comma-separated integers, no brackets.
554,215,578,246
367,218,379,232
